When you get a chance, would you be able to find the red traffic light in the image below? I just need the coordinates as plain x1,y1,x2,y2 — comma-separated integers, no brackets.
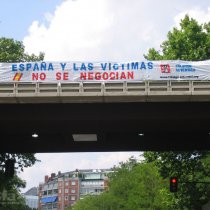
171,178,177,183
170,177,178,192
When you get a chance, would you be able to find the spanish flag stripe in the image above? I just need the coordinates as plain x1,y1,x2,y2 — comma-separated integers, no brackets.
13,73,23,81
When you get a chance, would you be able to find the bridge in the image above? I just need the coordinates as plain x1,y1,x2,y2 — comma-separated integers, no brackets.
1,80,210,153
1,80,210,103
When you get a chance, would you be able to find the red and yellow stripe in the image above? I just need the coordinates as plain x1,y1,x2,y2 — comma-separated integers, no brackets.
13,73,23,81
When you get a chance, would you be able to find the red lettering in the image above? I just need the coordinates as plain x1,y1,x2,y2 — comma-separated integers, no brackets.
110,72,115,80
115,72,119,80
56,72,69,80
32,73,38,81
32,73,46,81
88,72,93,80
80,72,87,80
56,72,61,80
40,73,46,80
102,72,109,80
120,72,126,80
95,72,101,80
127,71,134,79
63,72,68,80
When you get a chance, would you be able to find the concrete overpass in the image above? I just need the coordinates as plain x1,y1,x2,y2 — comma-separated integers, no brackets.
1,81,210,153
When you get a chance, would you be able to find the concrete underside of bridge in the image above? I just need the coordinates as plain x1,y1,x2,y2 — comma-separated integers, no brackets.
1,102,210,153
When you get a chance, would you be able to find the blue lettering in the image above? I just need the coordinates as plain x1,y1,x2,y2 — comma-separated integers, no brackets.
140,62,146,70
41,62,47,71
108,63,112,70
80,63,87,71
48,63,54,71
88,63,93,70
26,63,32,71
101,63,107,71
33,63,39,71
176,64,195,72
148,62,153,69
131,62,139,70
73,63,79,71
60,63,67,71
113,64,118,70
19,64,25,71
12,64,17,71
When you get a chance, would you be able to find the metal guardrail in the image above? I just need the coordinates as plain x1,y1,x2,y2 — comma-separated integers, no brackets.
0,81,210,103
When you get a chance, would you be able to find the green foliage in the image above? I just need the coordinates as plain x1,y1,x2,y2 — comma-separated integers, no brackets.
144,151,210,209
0,37,44,62
144,15,210,61
70,157,175,210
0,154,39,209
0,153,38,191
108,159,172,210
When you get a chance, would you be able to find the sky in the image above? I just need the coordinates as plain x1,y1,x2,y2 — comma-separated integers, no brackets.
1,0,210,192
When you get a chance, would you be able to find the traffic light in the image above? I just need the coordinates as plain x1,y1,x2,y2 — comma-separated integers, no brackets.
170,177,178,192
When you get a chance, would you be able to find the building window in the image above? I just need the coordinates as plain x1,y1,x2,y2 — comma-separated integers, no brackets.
71,181,76,185
65,196,68,201
53,189,58,194
48,190,52,195
65,189,69,193
70,196,76,201
53,203,58,208
65,182,69,186
71,189,76,193
58,189,61,194
58,196,61,201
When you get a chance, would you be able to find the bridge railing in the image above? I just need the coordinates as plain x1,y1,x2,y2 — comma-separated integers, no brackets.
0,81,210,103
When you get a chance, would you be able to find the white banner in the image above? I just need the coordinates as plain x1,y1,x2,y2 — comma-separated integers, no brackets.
0,60,210,82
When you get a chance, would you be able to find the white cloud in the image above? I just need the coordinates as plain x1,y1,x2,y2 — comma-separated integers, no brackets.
19,152,142,192
23,0,113,61
23,0,183,61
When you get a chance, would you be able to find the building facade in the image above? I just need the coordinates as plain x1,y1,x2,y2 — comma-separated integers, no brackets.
22,187,39,209
38,169,110,210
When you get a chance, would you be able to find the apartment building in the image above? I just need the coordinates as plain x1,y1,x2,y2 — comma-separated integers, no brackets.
38,169,110,210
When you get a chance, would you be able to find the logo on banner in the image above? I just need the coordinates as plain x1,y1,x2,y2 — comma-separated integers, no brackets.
160,64,170,73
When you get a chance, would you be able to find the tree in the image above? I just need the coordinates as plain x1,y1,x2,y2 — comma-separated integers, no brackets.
70,157,174,210
0,153,38,190
144,15,210,61
0,37,44,62
0,37,43,208
144,151,210,209
144,14,210,210
108,158,172,210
